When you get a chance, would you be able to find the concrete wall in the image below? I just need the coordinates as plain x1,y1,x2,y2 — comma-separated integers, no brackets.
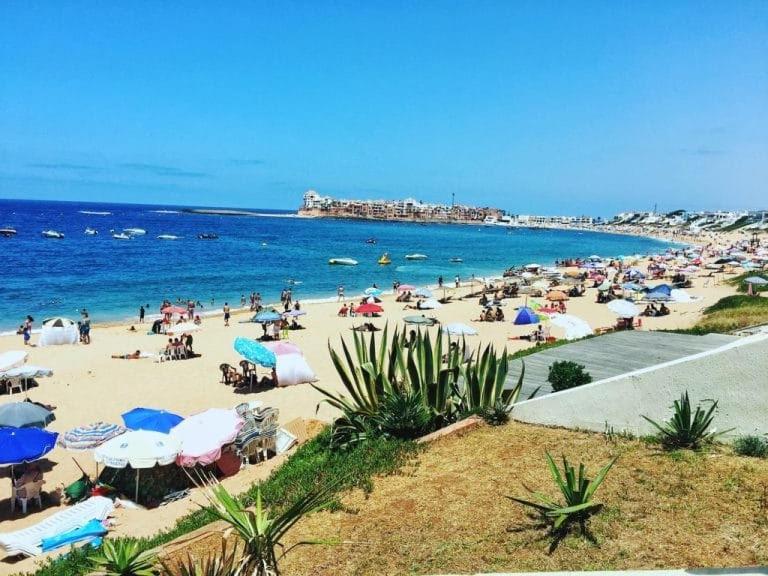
512,333,768,439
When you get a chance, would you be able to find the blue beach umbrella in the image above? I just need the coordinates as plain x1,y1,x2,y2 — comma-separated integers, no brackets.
234,337,277,368
254,311,282,323
0,402,55,429
514,307,539,325
645,284,672,296
122,408,183,434
0,427,58,467
364,287,383,296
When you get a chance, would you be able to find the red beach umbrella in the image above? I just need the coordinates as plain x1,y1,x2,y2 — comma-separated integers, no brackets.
356,303,383,314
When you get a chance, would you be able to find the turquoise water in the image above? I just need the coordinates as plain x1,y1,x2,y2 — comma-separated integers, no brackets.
0,199,676,330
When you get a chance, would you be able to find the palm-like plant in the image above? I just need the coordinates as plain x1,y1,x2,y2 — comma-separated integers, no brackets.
89,539,156,576
642,391,731,449
198,478,333,576
509,452,616,536
159,542,242,576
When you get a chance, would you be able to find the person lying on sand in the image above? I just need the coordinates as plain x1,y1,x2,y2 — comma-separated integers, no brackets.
111,350,151,359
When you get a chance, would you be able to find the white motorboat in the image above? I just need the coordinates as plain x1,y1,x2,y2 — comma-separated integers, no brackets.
328,258,358,266
112,232,132,240
0,227,17,238
123,228,146,236
405,253,428,260
79,210,111,216
450,257,463,263
84,228,98,236
42,230,65,239
157,234,180,240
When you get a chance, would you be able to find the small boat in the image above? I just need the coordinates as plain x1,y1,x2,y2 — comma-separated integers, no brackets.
157,234,180,240
328,258,358,266
197,233,219,240
0,227,17,238
378,252,391,265
450,257,463,263
405,253,428,260
84,228,98,236
365,238,377,244
79,210,111,216
123,228,146,236
42,230,65,239
112,232,131,240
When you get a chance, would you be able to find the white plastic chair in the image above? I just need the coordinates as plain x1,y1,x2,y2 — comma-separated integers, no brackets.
11,480,43,514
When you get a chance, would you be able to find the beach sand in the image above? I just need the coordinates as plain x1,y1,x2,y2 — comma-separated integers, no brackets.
0,243,744,574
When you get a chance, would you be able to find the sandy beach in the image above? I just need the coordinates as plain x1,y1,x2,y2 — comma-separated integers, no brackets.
0,232,748,574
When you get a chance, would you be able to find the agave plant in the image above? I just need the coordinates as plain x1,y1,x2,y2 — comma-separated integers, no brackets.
372,388,434,439
89,539,156,576
198,477,333,576
509,452,616,536
159,542,242,576
642,391,732,449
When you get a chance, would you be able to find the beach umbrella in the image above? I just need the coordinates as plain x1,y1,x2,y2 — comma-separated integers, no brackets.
357,303,384,314
444,323,478,336
403,315,437,325
0,351,28,372
521,271,534,279
0,365,53,379
622,283,644,292
234,336,277,368
414,287,433,298
364,287,383,296
94,430,180,502
524,263,541,270
744,276,768,285
646,291,670,301
282,310,307,317
545,291,569,302
607,299,640,318
514,307,539,325
419,299,442,310
597,280,612,291
262,341,303,356
161,306,187,315
550,314,593,341
170,408,244,467
0,427,58,467
396,284,416,292
59,422,126,451
122,407,184,434
0,402,55,428
253,310,282,323
166,322,202,335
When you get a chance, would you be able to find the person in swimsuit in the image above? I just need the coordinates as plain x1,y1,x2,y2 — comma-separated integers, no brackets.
22,316,33,346
223,303,231,326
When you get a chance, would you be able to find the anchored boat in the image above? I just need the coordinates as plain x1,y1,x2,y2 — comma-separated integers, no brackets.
84,228,98,236
405,253,428,260
42,230,65,239
450,257,463,263
157,234,180,240
0,227,17,238
328,258,358,266
123,228,146,236
197,233,219,240
112,232,131,240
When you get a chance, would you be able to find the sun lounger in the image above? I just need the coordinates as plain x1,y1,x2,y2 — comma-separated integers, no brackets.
0,496,114,557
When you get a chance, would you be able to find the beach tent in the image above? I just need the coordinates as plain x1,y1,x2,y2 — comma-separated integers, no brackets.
170,409,244,467
513,307,539,325
276,354,317,387
38,318,78,347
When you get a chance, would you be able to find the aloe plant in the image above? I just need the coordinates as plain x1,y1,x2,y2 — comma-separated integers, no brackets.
89,539,156,576
198,478,333,576
509,452,616,536
642,391,732,449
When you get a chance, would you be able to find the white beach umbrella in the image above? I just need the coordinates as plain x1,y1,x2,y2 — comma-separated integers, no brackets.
444,323,478,336
94,430,180,502
607,299,640,318
549,314,593,340
0,351,28,373
0,365,53,379
166,322,201,335
419,299,442,310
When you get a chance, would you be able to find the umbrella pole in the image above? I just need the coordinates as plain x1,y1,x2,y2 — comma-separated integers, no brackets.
135,469,140,503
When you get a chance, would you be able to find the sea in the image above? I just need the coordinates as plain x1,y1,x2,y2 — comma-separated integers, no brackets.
0,199,679,331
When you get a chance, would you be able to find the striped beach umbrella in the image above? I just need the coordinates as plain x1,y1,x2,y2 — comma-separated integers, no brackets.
59,422,127,451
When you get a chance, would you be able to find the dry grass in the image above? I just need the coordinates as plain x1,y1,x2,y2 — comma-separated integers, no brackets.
277,421,768,575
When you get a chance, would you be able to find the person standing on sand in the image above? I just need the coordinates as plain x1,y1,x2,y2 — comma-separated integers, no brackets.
438,276,444,288
337,285,345,301
223,302,231,327
455,275,460,288
139,305,145,323
22,315,33,346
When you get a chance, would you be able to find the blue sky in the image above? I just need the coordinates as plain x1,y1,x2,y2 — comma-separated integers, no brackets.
1,1,766,215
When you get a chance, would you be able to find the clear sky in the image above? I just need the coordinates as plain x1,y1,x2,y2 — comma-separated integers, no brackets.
1,2,766,215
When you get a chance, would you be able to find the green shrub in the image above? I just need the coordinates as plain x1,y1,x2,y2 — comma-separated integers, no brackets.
89,539,156,576
547,360,592,392
733,435,768,458
642,391,732,450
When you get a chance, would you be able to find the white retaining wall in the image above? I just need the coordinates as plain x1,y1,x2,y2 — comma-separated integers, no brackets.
512,333,768,439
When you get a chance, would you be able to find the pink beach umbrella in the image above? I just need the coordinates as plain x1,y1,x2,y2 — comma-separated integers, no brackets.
161,305,187,315
170,408,244,467
397,284,416,292
262,341,303,356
